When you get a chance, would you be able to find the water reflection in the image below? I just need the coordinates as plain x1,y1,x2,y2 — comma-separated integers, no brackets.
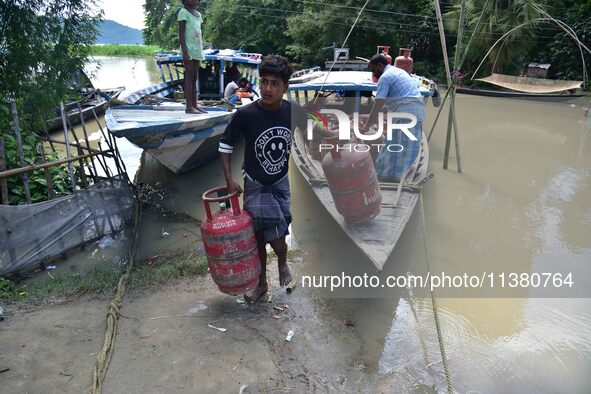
86,55,163,98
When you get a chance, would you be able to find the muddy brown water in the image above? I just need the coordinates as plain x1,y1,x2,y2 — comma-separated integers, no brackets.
43,56,591,392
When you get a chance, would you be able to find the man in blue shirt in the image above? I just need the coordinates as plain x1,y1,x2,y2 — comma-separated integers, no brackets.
363,54,426,182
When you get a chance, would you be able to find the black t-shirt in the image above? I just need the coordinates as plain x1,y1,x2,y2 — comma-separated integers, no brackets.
219,100,308,184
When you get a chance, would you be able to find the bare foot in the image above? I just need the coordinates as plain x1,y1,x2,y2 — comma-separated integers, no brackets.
193,106,208,114
278,262,292,287
185,107,201,114
244,284,268,305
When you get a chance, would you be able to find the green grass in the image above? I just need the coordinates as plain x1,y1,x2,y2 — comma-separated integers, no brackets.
0,252,208,311
90,44,163,57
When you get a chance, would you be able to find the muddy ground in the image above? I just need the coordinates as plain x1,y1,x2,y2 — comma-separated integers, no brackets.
0,260,418,394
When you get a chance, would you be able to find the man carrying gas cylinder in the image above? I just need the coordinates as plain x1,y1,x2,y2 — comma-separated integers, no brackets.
362,54,426,182
219,55,334,304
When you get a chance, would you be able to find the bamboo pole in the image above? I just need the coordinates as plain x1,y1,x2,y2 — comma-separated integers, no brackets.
434,0,452,87
78,106,112,180
37,143,55,200
64,111,99,182
90,108,125,178
77,103,102,180
60,102,78,192
77,146,89,188
93,112,125,179
11,101,32,204
443,93,455,170
40,136,113,156
443,0,466,172
427,87,452,141
451,98,462,172
0,151,103,179
0,138,9,204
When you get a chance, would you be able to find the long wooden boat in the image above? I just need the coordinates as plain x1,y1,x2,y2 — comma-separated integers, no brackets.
106,49,262,174
456,86,584,101
47,86,124,131
287,70,435,270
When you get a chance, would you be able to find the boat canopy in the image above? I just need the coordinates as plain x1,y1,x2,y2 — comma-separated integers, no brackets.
289,70,433,97
475,73,583,94
156,48,262,66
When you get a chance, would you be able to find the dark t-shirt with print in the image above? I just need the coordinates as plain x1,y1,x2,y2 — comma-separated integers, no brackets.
219,100,308,185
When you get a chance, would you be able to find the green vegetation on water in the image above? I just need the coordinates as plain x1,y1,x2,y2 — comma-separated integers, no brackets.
90,44,162,57
0,252,208,312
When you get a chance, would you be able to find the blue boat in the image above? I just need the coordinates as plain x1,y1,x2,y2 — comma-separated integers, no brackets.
106,49,262,174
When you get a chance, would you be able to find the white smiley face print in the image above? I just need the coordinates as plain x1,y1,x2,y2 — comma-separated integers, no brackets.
255,127,292,175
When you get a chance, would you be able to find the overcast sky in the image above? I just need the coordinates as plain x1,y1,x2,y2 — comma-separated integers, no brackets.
97,0,146,30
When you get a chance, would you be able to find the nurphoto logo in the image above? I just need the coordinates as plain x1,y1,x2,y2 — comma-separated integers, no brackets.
305,109,418,153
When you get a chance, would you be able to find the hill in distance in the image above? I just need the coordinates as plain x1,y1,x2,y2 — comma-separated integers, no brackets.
96,20,143,45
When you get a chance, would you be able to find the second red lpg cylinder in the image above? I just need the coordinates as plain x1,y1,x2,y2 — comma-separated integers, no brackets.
321,143,382,224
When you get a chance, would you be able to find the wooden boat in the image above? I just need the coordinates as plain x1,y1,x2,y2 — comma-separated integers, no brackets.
456,86,584,101
456,72,585,102
46,86,124,131
106,49,262,174
287,70,435,270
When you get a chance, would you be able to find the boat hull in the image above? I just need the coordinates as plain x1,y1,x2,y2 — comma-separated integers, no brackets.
106,104,232,174
145,124,227,174
47,87,124,131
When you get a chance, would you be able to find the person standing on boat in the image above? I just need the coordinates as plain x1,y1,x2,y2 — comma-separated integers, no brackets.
219,55,332,304
178,0,207,114
363,54,425,182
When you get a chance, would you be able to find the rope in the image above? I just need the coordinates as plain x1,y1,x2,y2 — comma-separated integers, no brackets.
419,194,454,393
90,199,142,394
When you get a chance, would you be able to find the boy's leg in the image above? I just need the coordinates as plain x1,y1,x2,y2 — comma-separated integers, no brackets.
270,236,292,286
184,60,198,114
244,230,268,304
193,60,207,113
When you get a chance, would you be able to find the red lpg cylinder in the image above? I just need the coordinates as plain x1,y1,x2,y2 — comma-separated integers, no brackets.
377,45,393,64
373,46,393,83
200,187,260,295
394,48,413,74
321,141,382,224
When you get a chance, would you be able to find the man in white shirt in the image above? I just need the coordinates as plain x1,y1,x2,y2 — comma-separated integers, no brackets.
224,77,249,99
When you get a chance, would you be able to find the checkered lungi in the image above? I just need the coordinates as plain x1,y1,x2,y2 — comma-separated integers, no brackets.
375,97,425,182
243,173,291,243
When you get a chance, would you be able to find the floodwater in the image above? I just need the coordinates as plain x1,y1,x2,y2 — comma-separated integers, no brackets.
59,56,591,392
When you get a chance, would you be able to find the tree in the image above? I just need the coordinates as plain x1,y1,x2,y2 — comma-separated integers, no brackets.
444,0,547,77
285,1,443,71
203,0,301,56
0,0,100,204
144,0,446,80
144,0,216,50
0,0,101,125
540,0,591,85
143,0,173,45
